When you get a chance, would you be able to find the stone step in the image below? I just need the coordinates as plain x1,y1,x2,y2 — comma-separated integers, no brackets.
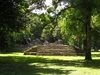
24,52,37,55
77,53,85,56
37,52,77,56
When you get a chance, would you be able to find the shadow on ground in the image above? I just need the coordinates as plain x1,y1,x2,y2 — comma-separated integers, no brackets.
0,55,100,75
0,62,76,75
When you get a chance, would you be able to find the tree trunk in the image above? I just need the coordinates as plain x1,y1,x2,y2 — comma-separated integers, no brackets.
84,8,92,60
78,35,83,50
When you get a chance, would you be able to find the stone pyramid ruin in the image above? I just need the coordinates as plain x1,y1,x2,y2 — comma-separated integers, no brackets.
24,39,84,56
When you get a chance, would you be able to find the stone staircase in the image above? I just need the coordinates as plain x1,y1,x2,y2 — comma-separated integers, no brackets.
24,45,84,56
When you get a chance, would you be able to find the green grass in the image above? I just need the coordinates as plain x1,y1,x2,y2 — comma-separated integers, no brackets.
0,52,100,75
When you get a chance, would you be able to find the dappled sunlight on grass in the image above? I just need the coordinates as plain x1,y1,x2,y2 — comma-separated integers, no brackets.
0,52,100,75
28,60,100,75
28,62,76,75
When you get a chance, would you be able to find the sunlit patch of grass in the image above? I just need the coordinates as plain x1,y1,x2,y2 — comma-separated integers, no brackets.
92,51,100,60
0,52,23,56
69,67,100,75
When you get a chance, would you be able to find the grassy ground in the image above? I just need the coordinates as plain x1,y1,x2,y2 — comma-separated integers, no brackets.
0,52,100,75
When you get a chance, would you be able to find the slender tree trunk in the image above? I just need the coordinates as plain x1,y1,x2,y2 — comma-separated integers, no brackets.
78,35,83,50
84,8,92,60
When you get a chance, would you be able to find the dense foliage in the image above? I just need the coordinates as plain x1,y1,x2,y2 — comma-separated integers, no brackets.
0,0,29,51
0,0,100,60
